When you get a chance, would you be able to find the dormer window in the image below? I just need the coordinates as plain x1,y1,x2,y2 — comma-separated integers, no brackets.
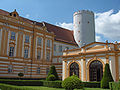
14,14,16,17
9,9,19,17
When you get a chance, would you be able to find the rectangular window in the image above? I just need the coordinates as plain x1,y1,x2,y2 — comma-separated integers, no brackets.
66,47,69,50
37,67,40,74
24,48,28,58
37,50,41,60
46,51,50,61
47,39,50,47
25,35,29,43
54,44,56,51
9,47,14,57
10,31,16,40
46,68,49,74
37,37,42,46
24,66,28,74
8,65,12,73
59,45,62,52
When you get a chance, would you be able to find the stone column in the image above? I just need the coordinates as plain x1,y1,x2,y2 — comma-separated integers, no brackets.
115,54,119,81
83,57,86,81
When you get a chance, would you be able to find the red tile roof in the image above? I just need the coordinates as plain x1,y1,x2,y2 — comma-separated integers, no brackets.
44,22,77,45
0,9,77,46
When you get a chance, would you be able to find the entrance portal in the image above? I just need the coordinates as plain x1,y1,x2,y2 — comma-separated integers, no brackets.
70,62,79,77
89,60,103,81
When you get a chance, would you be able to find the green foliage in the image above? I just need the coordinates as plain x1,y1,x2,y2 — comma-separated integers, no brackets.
18,72,24,78
101,63,114,88
62,75,83,90
83,82,100,88
46,74,56,81
109,82,120,90
46,66,59,80
43,81,62,88
0,79,43,86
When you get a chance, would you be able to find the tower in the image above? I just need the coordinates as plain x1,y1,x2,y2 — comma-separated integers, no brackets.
73,10,95,47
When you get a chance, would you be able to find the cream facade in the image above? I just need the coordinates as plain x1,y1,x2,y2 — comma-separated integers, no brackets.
0,9,78,79
62,42,120,81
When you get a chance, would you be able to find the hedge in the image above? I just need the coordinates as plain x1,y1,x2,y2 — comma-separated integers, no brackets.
109,82,120,90
0,79,43,86
83,82,100,88
0,83,36,90
43,81,62,88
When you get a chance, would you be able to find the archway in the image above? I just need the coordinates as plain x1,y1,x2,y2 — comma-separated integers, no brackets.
70,62,79,77
89,60,103,81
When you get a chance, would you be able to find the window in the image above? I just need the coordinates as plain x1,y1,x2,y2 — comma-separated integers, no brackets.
8,65,13,73
9,47,14,57
25,35,29,43
46,51,50,61
59,45,62,52
47,39,50,47
24,48,28,58
37,50,41,60
24,66,28,74
37,67,40,74
54,44,56,51
37,37,42,46
66,47,69,50
10,31,16,40
46,68,49,74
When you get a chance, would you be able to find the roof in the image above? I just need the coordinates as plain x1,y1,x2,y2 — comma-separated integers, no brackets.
43,22,77,45
0,9,77,46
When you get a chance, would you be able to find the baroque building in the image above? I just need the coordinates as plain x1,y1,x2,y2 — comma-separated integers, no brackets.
0,9,78,79
62,10,120,82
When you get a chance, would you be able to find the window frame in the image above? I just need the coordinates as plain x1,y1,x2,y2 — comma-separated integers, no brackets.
25,35,29,43
24,48,29,58
10,31,16,40
9,47,14,57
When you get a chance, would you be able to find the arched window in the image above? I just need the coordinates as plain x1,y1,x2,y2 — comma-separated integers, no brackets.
89,60,103,81
70,62,79,77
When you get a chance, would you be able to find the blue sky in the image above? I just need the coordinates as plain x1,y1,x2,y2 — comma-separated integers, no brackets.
0,0,120,42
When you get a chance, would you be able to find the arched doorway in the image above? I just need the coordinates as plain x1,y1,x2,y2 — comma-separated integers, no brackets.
89,60,103,81
70,62,79,77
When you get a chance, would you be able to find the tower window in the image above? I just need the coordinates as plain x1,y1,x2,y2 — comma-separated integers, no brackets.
88,21,89,23
79,21,80,24
9,47,14,57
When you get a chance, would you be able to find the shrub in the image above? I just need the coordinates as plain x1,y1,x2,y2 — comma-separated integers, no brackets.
18,72,24,79
83,82,100,88
46,74,56,81
62,75,83,90
46,65,59,80
109,82,120,90
43,81,62,88
101,63,114,88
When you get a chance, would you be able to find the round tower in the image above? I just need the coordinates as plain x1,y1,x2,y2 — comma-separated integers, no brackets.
73,10,95,47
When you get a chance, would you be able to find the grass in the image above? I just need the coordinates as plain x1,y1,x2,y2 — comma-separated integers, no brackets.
23,86,110,90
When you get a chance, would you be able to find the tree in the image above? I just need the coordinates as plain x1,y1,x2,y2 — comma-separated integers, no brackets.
101,63,114,88
46,65,59,80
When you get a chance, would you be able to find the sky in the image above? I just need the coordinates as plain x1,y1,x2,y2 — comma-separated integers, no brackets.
0,0,120,43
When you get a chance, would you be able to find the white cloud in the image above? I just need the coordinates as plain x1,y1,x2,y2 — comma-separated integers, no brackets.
56,9,120,42
25,14,30,18
96,36,102,42
56,22,73,30
95,10,120,40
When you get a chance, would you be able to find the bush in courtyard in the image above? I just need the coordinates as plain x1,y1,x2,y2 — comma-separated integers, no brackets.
46,65,59,80
46,74,56,81
18,72,24,79
101,63,114,88
62,75,83,90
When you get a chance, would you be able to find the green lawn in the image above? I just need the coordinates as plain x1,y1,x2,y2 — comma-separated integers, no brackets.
23,86,110,90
